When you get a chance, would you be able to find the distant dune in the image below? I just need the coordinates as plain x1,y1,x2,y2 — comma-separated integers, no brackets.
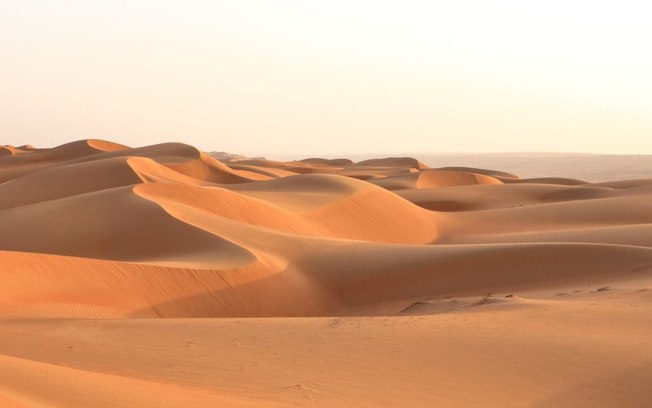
1,140,652,407
268,152,652,182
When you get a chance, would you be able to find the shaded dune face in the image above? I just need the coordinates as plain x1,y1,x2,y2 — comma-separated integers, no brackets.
0,139,650,319
2,139,652,408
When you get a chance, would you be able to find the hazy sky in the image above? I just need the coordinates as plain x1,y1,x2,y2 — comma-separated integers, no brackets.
1,1,650,154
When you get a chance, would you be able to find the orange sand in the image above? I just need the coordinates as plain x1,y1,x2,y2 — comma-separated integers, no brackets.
1,140,651,407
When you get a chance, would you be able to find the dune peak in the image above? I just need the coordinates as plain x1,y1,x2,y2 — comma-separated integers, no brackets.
1,138,651,408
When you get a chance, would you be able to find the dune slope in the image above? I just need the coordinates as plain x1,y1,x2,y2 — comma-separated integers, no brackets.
1,139,651,407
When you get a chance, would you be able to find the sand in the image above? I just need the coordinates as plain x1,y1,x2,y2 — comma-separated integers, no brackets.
1,139,651,407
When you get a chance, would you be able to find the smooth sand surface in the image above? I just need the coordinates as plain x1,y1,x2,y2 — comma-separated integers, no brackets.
1,140,651,407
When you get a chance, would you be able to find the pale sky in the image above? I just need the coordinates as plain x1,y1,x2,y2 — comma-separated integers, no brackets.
1,0,650,154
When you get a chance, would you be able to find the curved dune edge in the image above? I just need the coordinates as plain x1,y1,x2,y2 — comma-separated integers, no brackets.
0,249,328,318
369,169,503,190
1,139,652,408
1,240,650,318
133,176,439,245
0,139,650,319
290,242,652,309
0,185,257,268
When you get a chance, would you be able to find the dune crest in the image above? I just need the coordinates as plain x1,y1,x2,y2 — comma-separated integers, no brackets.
1,139,651,407
1,138,650,314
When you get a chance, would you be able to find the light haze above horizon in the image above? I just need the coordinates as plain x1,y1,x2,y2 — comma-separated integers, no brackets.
1,1,651,155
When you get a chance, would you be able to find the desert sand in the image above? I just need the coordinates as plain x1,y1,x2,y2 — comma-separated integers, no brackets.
0,139,651,407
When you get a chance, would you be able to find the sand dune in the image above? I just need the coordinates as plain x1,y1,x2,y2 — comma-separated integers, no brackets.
1,139,651,407
354,156,429,169
370,169,503,190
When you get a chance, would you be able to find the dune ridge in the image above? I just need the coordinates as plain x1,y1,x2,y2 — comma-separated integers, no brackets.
1,139,651,407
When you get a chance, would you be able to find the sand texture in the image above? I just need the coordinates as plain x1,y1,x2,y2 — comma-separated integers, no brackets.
1,140,651,407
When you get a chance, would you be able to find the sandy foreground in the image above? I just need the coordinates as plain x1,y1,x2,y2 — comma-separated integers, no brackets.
0,140,651,407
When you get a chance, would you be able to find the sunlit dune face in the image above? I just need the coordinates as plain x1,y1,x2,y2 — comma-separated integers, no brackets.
1,1,651,154
1,2,652,407
1,137,652,406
